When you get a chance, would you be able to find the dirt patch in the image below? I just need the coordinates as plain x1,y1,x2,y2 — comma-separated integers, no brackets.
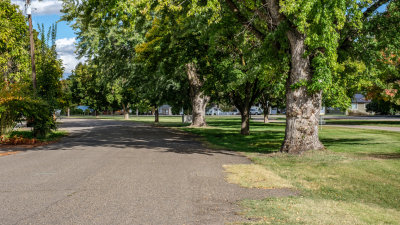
0,140,60,150
0,151,19,157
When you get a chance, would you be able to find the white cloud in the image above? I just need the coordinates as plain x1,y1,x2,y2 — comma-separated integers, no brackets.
56,38,85,75
11,0,63,15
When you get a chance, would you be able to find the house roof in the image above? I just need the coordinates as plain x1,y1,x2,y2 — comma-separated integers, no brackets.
352,94,371,104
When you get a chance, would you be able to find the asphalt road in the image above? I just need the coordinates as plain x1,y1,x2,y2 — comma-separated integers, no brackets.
0,119,293,225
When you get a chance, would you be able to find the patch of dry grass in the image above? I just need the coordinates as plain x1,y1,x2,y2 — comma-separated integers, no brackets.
223,164,293,189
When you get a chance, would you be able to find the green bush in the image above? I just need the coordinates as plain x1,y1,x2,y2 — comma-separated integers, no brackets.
0,84,56,137
366,99,400,115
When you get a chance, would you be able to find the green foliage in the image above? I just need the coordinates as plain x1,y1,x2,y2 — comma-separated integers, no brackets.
0,2,62,137
68,63,109,112
339,0,400,108
280,0,356,93
366,99,400,115
62,0,399,132
0,84,56,137
0,0,30,84
36,24,64,110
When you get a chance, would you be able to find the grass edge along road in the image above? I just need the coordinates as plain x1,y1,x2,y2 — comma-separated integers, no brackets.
0,130,68,153
70,116,400,224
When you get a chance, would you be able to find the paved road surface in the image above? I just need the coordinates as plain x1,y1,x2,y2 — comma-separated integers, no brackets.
0,119,293,225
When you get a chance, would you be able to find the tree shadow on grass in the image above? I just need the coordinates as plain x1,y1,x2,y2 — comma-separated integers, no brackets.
320,138,378,147
182,127,284,154
326,120,400,126
364,153,400,159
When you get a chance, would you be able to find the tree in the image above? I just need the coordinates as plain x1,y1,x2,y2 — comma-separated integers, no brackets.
0,0,30,85
204,6,288,134
0,1,58,137
259,77,286,123
355,1,400,108
36,24,63,110
62,0,214,126
220,0,395,153
134,10,212,127
69,62,110,115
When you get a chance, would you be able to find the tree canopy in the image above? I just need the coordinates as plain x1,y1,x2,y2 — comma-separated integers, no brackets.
61,0,399,153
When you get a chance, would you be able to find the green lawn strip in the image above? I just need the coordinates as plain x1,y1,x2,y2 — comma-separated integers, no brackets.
166,117,400,224
319,126,400,155
181,117,284,153
240,196,400,225
325,119,400,127
4,130,68,142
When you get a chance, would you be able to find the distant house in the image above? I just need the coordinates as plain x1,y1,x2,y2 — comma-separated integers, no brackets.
347,94,372,115
158,105,172,115
206,106,222,115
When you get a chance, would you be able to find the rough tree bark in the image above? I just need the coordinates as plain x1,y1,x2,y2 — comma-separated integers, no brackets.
259,94,270,123
154,105,159,123
186,63,209,127
122,103,129,120
280,30,324,153
240,105,250,135
263,109,269,123
231,80,261,135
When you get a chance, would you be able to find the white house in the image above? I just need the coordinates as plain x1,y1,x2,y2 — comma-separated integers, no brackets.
158,105,172,115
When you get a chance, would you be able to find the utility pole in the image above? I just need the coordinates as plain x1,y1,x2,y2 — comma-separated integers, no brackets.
26,0,36,91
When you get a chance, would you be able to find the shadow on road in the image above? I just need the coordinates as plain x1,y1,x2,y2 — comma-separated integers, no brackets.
30,119,240,157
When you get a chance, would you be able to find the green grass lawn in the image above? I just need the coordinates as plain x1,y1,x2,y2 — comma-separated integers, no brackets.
143,116,400,224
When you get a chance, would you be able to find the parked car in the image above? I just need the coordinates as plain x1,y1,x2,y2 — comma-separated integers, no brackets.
250,107,262,115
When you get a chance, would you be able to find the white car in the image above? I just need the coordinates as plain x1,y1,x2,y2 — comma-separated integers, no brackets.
250,107,262,115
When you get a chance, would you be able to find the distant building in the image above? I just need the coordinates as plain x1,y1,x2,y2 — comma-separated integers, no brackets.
159,105,172,115
347,94,372,115
206,106,222,115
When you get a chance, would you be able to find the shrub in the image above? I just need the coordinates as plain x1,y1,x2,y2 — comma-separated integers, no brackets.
366,100,400,115
0,84,56,137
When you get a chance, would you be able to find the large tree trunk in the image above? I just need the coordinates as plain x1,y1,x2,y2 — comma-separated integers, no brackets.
154,106,159,123
67,107,70,117
122,103,129,120
281,30,324,154
186,63,209,127
240,106,250,135
263,111,269,123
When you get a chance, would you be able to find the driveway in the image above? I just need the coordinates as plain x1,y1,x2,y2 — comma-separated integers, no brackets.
0,119,293,225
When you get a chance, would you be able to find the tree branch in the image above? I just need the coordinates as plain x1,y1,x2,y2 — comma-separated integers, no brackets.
340,0,390,50
363,0,389,19
225,0,266,40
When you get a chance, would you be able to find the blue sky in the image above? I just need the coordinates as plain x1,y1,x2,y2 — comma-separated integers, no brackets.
11,0,82,77
33,14,75,40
